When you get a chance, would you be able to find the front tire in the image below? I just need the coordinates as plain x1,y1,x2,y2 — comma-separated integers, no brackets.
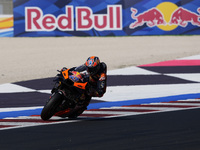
41,93,63,120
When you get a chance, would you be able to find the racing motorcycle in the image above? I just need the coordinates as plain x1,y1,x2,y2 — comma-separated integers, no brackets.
41,68,89,121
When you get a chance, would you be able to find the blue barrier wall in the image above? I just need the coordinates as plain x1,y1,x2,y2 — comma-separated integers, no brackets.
13,0,200,37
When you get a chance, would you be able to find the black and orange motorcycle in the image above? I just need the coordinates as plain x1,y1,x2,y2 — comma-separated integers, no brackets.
41,68,90,121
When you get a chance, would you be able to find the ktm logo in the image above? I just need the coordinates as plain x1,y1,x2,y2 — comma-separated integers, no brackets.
129,2,200,31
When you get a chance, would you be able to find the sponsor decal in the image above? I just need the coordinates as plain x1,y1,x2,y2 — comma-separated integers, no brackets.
25,5,122,32
129,2,200,31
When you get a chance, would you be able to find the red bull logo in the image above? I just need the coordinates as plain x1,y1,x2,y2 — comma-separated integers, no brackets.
129,2,200,31
130,8,166,29
25,5,122,32
170,7,200,27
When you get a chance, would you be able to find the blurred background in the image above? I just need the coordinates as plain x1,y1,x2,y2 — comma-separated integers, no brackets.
0,0,12,15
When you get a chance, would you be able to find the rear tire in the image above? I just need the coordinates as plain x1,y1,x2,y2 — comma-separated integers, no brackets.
41,93,63,120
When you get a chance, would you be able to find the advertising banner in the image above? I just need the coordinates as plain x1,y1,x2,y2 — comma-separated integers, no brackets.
13,0,200,37
0,15,13,37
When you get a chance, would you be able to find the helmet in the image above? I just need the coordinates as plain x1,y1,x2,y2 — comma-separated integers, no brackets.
85,56,100,75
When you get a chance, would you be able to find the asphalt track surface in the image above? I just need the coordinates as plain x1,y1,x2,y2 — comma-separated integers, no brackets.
1,57,200,149
0,108,200,150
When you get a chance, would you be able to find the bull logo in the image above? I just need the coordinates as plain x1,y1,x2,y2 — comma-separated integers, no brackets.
129,2,200,31
129,8,166,29
169,7,200,27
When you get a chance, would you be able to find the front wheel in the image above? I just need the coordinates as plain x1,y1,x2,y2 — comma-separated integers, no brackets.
41,93,63,120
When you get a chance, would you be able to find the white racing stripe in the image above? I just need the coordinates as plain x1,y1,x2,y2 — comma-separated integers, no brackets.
0,83,36,93
106,106,178,111
0,122,44,126
95,83,200,102
148,102,200,106
178,99,200,101
0,106,43,113
83,110,140,115
108,66,159,75
1,99,200,130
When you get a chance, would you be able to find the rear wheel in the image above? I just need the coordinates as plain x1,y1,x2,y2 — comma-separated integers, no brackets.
41,93,63,120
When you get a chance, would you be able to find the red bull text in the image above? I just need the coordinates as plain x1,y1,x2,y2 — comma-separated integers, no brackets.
25,5,122,32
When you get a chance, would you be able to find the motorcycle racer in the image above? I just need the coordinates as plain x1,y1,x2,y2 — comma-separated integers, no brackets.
54,56,107,118
68,56,107,118
75,56,107,97
42,56,107,120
